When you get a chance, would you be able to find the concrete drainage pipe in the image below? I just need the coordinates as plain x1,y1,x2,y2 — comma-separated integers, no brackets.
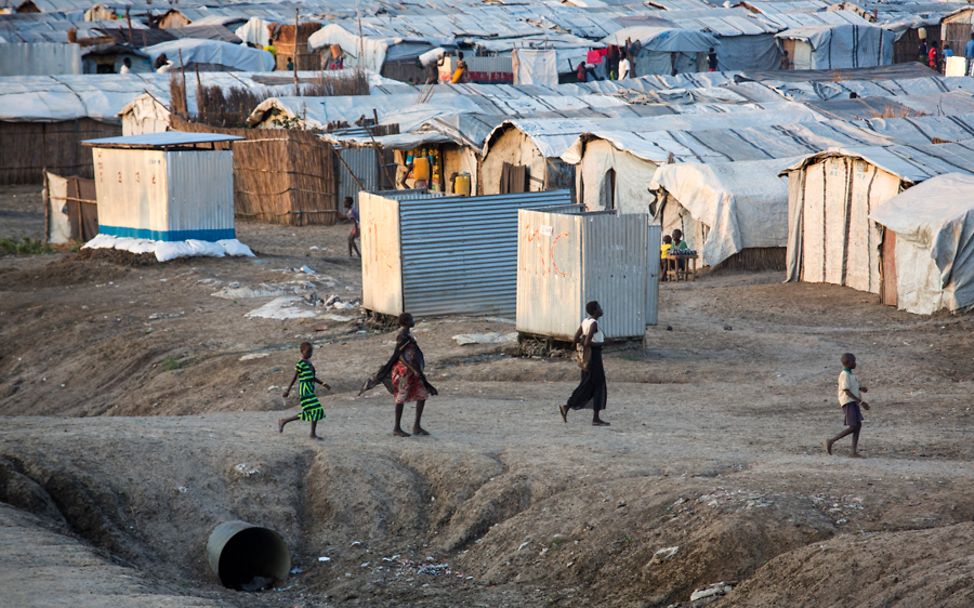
207,521,290,591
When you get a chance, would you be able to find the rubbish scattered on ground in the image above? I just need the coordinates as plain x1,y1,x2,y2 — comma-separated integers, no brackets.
148,311,184,320
239,576,274,592
212,284,284,300
289,566,303,575
239,353,270,361
649,546,679,565
245,297,320,320
232,462,261,478
318,556,331,562
452,332,518,346
690,581,735,605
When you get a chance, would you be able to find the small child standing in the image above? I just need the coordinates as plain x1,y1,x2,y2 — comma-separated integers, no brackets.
826,353,870,457
660,235,673,280
279,342,330,439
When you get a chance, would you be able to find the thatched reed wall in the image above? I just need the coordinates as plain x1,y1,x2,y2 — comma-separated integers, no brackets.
172,116,337,225
273,22,324,71
0,118,120,185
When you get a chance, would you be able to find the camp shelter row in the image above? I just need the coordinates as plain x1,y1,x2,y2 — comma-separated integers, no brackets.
6,0,974,79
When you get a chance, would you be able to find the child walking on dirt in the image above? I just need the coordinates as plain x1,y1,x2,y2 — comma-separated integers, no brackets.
826,353,869,457
279,342,330,439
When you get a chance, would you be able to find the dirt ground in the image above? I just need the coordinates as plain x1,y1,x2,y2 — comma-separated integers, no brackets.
2,185,973,607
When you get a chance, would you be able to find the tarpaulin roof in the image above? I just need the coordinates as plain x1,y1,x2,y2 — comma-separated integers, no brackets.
141,38,274,72
579,119,891,164
601,26,719,51
0,70,395,122
649,156,802,266
781,140,974,184
869,172,974,314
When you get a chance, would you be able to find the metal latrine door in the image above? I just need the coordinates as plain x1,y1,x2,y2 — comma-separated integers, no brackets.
881,229,897,307
646,223,661,325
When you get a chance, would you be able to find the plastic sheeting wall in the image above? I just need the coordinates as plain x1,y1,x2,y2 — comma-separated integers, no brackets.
714,34,781,72
0,42,81,76
782,25,895,70
92,147,235,241
121,95,172,136
512,49,558,86
785,156,901,293
360,189,573,317
870,174,974,315
480,127,548,195
516,206,655,340
577,140,657,215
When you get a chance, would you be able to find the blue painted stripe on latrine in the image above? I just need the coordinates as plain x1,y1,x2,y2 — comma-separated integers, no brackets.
98,225,236,241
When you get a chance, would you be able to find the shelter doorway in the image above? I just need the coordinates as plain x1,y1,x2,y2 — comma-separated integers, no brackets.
881,230,898,307
500,162,529,194
600,169,616,210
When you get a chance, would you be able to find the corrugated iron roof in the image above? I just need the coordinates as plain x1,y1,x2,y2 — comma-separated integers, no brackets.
82,131,243,148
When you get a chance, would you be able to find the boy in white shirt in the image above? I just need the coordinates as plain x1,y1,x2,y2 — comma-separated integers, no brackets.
826,353,870,457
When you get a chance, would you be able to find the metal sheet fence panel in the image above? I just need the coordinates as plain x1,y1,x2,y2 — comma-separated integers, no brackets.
337,147,381,205
516,207,653,340
582,212,650,340
166,150,235,237
646,223,661,326
360,191,403,315
92,147,169,235
516,208,584,340
397,190,573,317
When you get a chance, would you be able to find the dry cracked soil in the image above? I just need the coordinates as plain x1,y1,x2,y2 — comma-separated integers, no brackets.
2,185,973,607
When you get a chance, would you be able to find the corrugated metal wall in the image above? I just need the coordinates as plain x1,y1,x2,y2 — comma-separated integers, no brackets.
360,191,403,316
516,206,585,340
336,147,382,206
645,224,661,326
92,147,234,241
517,206,655,340
582,212,651,339
166,150,235,238
388,190,573,317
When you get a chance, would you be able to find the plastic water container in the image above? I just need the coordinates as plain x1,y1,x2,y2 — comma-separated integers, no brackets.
454,172,471,196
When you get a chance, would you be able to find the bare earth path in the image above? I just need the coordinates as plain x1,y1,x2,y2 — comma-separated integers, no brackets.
1,187,973,607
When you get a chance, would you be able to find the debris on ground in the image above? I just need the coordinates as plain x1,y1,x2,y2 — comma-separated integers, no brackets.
690,581,735,606
453,332,518,345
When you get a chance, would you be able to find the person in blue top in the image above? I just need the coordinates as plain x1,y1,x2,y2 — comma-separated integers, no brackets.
279,342,330,439
966,33,974,73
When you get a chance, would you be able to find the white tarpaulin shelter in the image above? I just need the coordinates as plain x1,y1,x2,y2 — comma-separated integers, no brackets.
869,173,974,314
649,157,801,268
775,24,896,70
142,39,274,72
0,41,81,76
783,141,974,294
512,49,558,86
603,26,720,75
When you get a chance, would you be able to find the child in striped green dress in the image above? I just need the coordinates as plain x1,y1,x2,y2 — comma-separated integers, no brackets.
279,342,330,439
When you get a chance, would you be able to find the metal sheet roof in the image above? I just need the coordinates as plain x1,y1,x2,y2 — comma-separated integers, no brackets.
82,131,243,148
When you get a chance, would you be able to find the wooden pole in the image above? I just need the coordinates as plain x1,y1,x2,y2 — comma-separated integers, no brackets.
293,7,300,88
